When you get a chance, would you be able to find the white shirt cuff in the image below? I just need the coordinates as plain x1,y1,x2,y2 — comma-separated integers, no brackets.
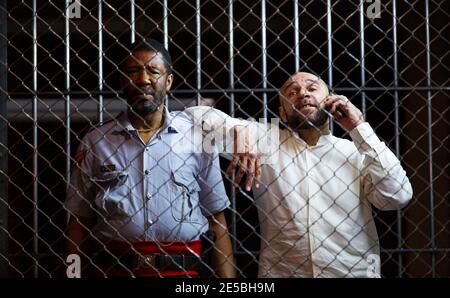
349,122,383,154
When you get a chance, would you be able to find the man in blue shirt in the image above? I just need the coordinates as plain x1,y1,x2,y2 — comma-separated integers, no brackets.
65,38,235,277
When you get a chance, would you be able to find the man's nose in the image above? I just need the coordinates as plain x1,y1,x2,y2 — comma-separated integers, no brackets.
298,88,309,98
135,69,151,86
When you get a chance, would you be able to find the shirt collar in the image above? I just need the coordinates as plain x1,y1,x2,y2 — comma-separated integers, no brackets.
118,107,180,134
290,130,333,148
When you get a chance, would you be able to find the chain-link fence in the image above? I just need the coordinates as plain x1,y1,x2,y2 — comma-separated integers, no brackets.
0,0,448,277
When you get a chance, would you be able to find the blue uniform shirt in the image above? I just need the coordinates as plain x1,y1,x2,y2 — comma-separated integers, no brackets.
65,109,230,241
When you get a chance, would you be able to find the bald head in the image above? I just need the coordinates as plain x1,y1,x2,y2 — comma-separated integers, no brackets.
280,72,329,103
278,71,330,130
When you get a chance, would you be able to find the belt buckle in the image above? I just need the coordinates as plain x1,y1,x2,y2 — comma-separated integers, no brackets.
134,254,157,271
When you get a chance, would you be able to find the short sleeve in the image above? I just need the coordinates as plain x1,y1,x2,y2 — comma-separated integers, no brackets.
196,150,230,217
64,137,97,218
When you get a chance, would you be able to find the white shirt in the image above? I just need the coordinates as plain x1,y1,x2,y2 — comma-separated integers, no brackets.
185,106,413,278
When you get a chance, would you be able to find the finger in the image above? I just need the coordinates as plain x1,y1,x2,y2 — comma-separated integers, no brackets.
328,99,345,114
323,96,341,110
226,155,240,177
254,157,261,188
323,94,341,105
245,157,256,191
234,156,248,186
324,94,349,107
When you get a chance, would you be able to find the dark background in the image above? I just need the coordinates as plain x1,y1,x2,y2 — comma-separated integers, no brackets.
1,0,448,277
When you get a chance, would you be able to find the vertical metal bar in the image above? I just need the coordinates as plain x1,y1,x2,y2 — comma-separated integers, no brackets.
359,0,366,116
98,0,103,123
294,0,300,72
163,0,169,108
392,0,403,278
261,0,267,120
32,0,39,278
163,0,169,49
228,0,237,254
326,0,333,132
424,0,435,277
130,0,135,43
64,0,71,234
0,0,8,278
196,0,201,105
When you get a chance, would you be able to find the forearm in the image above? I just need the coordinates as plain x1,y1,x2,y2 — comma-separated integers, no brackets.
65,215,95,256
208,212,236,278
350,122,413,209
185,106,247,133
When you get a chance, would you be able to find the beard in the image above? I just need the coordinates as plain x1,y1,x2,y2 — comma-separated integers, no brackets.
126,89,165,115
287,108,329,130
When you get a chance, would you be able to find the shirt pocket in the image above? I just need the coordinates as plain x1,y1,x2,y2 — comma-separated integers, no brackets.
169,171,203,223
90,171,132,218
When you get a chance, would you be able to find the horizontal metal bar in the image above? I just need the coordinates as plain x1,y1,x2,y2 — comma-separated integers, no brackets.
6,98,203,122
7,247,450,258
233,248,450,255
7,85,450,98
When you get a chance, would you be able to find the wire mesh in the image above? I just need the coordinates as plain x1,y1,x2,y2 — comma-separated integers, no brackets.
0,0,448,277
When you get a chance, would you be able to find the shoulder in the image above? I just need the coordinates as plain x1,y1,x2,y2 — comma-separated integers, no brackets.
170,110,195,124
328,135,360,157
169,110,196,132
83,113,124,141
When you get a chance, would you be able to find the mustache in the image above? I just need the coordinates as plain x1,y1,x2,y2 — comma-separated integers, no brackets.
291,103,319,117
129,86,155,98
292,100,319,110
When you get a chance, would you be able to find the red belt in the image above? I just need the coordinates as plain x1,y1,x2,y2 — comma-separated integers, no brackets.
95,240,202,277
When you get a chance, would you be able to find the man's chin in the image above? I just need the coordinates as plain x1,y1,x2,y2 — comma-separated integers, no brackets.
130,94,155,105
288,113,329,130
130,100,161,115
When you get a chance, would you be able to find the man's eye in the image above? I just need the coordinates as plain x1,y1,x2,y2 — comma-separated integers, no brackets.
147,68,159,75
289,91,297,97
127,68,139,73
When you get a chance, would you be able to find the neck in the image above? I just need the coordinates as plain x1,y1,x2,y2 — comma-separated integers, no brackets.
128,105,165,131
295,122,330,146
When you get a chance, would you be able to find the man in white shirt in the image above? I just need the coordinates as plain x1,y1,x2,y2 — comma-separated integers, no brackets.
185,71,413,277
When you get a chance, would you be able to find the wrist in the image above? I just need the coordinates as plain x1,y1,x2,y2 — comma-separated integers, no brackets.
348,119,364,131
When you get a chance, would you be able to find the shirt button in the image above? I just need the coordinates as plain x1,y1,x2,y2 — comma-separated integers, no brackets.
145,147,149,151
146,194,152,201
144,170,150,175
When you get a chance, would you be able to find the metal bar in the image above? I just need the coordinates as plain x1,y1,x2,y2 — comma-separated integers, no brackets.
196,0,201,106
130,0,135,43
326,0,333,132
424,0,435,278
163,0,169,107
32,0,39,278
65,0,71,229
233,248,450,255
359,0,366,115
98,0,103,124
382,248,447,253
163,0,169,49
392,0,403,278
10,246,449,259
228,0,237,255
294,0,300,72
7,85,450,98
0,0,9,278
261,0,267,120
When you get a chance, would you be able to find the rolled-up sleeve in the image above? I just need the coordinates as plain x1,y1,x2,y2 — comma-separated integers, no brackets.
184,106,248,133
350,122,413,210
184,106,280,164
